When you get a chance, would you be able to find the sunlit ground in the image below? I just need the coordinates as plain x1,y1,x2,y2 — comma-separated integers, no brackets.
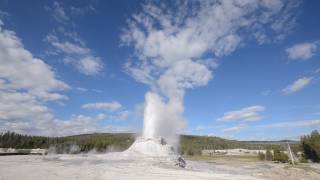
1,154,319,180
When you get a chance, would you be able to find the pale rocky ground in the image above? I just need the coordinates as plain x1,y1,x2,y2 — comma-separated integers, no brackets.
1,154,320,180
1,138,319,180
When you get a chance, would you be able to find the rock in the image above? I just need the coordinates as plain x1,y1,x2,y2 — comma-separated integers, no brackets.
175,156,186,168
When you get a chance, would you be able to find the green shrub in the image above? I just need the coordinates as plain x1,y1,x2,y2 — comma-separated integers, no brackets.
273,149,289,163
258,152,265,160
186,148,195,156
299,154,308,163
301,130,320,162
266,149,273,161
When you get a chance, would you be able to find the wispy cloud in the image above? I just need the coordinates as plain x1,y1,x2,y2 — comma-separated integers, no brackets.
45,1,97,23
45,34,103,76
260,119,320,128
110,110,130,121
45,34,90,55
76,87,88,92
76,87,103,93
82,101,131,122
286,41,319,61
195,125,218,131
82,102,122,111
222,124,246,133
45,1,103,76
282,77,313,94
92,89,103,93
45,1,69,23
52,113,107,136
70,4,96,17
217,106,265,122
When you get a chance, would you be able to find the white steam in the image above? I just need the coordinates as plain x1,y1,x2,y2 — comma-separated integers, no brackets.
143,92,185,146
122,0,300,146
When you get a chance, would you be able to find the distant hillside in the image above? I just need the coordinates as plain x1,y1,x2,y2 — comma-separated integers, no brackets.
0,132,297,155
0,132,135,153
179,135,294,155
240,140,299,145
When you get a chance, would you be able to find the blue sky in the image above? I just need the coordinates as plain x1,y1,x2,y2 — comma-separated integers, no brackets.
0,0,319,140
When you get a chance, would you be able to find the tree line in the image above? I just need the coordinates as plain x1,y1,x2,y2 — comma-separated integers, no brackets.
1,132,284,154
1,130,319,163
0,132,135,153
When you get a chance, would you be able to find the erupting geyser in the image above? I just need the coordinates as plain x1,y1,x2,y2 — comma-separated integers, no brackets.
143,92,163,140
126,92,186,167
142,92,183,145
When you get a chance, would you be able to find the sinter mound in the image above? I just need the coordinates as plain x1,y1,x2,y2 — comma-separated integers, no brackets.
126,136,186,167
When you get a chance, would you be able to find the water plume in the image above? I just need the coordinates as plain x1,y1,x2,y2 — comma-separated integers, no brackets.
143,92,185,147
122,0,300,149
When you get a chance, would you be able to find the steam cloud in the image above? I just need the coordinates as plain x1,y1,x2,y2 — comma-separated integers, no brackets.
122,0,300,146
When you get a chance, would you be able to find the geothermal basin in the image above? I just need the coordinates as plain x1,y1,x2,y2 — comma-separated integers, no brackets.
1,150,320,180
1,135,320,180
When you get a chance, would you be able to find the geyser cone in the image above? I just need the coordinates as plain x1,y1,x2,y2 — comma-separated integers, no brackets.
127,136,175,156
125,136,186,167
